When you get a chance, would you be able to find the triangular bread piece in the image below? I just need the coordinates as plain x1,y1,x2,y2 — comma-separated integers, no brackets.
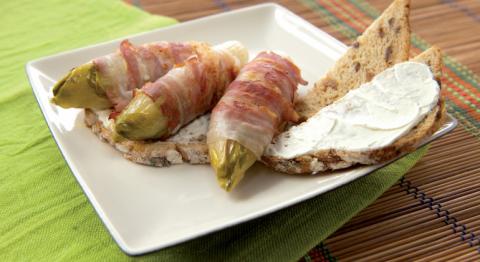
262,47,446,174
296,0,411,119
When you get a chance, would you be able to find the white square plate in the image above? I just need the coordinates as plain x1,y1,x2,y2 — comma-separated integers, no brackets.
26,3,457,255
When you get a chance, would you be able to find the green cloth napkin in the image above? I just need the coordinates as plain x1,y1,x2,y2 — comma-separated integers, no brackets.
0,0,429,261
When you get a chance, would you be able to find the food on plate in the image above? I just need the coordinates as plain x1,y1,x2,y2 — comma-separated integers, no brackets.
207,51,307,191
79,0,444,191
114,41,248,140
51,40,200,110
263,47,445,174
295,0,411,119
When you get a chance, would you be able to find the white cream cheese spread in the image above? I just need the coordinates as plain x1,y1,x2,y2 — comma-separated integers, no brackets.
167,114,209,143
265,62,440,159
95,109,114,129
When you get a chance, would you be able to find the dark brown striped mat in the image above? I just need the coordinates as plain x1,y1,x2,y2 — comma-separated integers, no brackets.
126,0,480,260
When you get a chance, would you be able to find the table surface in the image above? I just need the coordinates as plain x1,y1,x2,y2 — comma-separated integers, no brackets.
127,0,480,260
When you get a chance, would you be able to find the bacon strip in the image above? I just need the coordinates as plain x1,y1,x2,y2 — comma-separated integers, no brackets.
207,52,307,158
141,42,244,136
93,40,198,111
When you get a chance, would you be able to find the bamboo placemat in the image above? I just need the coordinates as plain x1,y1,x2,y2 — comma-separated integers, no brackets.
126,0,480,260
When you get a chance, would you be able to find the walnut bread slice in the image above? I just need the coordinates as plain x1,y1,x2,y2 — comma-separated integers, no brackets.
262,47,446,174
295,0,411,119
84,109,209,167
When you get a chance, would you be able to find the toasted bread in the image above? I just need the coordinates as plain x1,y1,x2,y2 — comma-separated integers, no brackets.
295,0,411,119
261,47,445,174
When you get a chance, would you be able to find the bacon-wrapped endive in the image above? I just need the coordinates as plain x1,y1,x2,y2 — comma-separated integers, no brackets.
207,52,307,191
113,41,248,140
51,40,200,110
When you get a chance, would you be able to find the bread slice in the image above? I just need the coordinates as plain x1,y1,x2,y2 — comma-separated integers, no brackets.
295,0,411,119
261,47,446,174
84,109,209,167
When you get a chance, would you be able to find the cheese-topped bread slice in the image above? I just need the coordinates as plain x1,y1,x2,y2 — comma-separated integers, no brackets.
262,47,445,174
295,0,411,119
85,109,209,166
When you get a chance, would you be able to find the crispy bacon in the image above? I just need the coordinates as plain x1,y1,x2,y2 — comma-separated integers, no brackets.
207,52,307,158
93,40,198,111
141,43,243,136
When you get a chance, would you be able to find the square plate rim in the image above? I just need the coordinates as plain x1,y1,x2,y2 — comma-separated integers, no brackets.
25,3,458,256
